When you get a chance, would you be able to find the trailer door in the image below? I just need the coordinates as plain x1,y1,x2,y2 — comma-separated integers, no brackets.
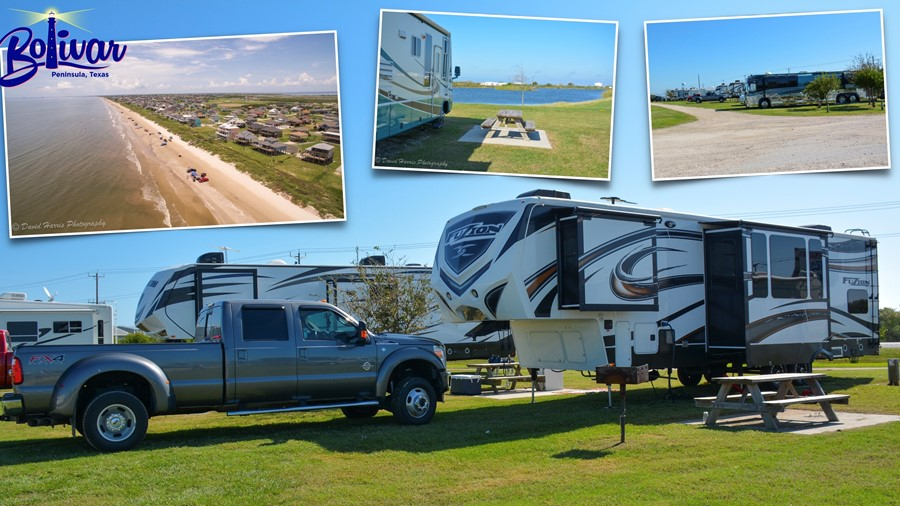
703,228,747,359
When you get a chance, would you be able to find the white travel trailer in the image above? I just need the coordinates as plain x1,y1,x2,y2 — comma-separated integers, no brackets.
135,253,509,359
0,293,115,347
375,11,460,141
432,190,879,385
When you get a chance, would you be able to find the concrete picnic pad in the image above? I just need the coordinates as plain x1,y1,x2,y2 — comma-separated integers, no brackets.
458,125,553,149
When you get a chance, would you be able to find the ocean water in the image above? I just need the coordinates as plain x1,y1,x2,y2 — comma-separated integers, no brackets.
453,87,604,105
5,97,168,236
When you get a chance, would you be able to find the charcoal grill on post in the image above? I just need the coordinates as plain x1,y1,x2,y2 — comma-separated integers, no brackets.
595,365,649,443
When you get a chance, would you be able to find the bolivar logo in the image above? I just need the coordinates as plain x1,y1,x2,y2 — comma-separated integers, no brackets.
0,8,127,88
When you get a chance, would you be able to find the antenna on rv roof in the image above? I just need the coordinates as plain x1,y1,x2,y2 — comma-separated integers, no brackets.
217,246,240,263
844,228,870,236
601,197,636,205
42,286,57,302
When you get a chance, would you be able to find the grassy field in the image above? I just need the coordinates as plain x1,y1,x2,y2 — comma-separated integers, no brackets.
649,105,697,129
667,99,886,117
375,99,612,179
2,355,899,505
117,101,345,219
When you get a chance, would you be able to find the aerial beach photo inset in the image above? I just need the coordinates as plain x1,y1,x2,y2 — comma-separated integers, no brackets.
646,9,888,180
373,10,617,180
2,27,345,238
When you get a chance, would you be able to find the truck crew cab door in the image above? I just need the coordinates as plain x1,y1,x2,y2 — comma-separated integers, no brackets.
233,303,298,405
297,307,378,402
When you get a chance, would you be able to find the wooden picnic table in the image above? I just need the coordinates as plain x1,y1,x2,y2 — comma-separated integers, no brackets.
466,362,543,394
480,110,537,140
695,372,849,430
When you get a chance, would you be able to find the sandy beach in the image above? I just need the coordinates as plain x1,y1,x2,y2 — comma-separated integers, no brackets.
107,99,324,228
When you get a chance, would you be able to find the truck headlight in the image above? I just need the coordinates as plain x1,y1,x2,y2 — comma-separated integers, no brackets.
433,345,447,367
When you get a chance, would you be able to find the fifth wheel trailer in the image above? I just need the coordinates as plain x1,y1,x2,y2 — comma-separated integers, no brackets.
135,253,509,359
432,190,879,385
0,293,115,347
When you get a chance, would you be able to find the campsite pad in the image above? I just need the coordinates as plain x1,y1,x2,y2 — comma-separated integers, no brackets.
686,409,900,435
458,125,553,149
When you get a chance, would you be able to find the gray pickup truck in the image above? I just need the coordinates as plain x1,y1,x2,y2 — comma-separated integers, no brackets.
1,299,449,452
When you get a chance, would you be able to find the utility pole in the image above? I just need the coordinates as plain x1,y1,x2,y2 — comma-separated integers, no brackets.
89,271,105,304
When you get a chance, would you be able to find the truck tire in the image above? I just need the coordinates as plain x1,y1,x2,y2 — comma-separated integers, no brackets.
837,94,848,104
82,391,148,452
391,376,436,425
341,405,380,419
759,98,771,109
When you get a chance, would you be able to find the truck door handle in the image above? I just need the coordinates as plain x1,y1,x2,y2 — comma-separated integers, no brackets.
238,350,247,361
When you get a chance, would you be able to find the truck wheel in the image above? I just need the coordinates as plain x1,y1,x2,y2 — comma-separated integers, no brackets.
391,376,436,425
836,94,848,104
849,94,859,103
82,391,148,452
759,98,771,109
677,368,702,387
341,405,380,419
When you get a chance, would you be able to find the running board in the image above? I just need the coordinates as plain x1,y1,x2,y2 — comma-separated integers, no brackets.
227,400,379,417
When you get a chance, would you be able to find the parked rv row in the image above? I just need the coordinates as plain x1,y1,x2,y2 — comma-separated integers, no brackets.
662,70,869,108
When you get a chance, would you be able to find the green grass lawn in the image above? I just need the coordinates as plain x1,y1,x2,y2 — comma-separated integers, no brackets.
650,105,697,129
670,98,886,117
375,99,612,179
2,361,898,505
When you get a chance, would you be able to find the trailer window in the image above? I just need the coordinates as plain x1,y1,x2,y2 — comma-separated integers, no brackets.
53,321,83,333
411,36,421,57
751,233,768,298
241,306,288,342
7,321,38,344
847,289,869,314
809,240,825,300
770,235,807,299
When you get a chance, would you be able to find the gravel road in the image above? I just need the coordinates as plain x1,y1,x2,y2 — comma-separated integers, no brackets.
651,103,889,179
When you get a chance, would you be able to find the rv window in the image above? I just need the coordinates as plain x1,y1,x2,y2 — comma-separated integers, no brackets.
7,321,38,344
770,235,807,299
411,36,421,57
848,289,869,314
751,233,768,298
527,206,556,235
241,306,288,342
52,321,83,333
809,240,825,300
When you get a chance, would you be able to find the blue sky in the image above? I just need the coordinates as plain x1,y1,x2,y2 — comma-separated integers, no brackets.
3,31,338,98
0,0,898,327
646,10,884,94
425,12,617,86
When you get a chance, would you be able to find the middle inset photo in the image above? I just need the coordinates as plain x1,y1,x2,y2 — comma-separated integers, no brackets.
372,10,617,180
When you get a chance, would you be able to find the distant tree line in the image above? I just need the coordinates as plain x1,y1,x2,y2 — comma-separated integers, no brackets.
881,308,900,342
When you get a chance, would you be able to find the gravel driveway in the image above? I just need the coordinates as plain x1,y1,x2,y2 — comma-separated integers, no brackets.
651,103,889,179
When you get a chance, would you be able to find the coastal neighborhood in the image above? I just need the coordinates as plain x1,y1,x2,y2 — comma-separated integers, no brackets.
110,94,341,165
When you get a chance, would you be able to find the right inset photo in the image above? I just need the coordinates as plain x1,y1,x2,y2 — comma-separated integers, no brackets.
646,10,888,180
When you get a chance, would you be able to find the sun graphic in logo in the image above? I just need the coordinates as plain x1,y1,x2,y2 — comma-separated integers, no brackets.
9,8,93,32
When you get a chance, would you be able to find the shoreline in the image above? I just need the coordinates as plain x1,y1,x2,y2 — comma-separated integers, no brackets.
106,99,326,228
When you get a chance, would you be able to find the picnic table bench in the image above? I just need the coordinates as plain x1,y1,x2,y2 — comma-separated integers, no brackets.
466,362,545,394
695,373,849,430
479,110,537,140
